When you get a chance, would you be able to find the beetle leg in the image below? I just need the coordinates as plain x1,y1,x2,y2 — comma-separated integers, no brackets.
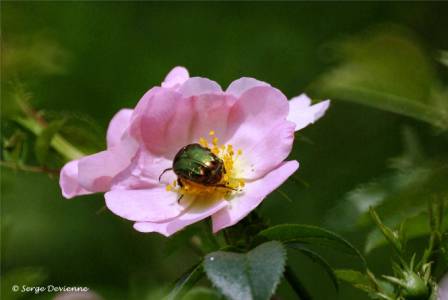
158,168,173,182
177,179,184,187
177,194,184,204
214,184,238,191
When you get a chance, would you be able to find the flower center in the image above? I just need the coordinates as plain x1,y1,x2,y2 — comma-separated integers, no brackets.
166,130,245,199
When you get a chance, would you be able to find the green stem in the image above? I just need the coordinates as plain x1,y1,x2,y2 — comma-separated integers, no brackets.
15,117,86,161
284,266,312,300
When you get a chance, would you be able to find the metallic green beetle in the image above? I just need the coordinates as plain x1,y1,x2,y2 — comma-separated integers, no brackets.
159,143,229,188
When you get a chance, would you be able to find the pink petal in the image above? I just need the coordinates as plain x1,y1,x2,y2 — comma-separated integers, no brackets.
77,136,138,192
212,160,299,232
105,187,187,222
130,87,183,155
59,160,92,199
162,66,189,89
178,77,222,97
287,94,330,131
134,199,228,236
130,87,236,157
226,86,289,151
106,109,133,148
226,77,270,97
239,120,296,180
439,273,448,300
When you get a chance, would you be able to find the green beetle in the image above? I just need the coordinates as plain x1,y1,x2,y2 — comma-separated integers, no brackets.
159,143,229,189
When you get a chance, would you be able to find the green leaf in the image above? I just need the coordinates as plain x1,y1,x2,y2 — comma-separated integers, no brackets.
310,26,448,129
259,224,366,267
1,267,47,300
181,287,223,300
34,119,66,165
166,263,204,300
335,269,376,294
204,241,286,300
287,243,339,291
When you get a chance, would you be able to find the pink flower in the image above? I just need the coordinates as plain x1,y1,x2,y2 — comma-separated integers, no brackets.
439,273,448,300
60,66,330,236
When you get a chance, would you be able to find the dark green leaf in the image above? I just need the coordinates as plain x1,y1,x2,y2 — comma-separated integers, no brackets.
287,243,339,291
204,241,286,300
259,224,366,267
166,263,204,300
34,119,66,165
310,27,448,129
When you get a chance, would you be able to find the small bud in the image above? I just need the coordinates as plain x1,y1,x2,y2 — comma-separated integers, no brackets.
401,271,429,299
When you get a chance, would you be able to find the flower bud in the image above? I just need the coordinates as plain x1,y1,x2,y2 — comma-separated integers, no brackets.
401,271,430,300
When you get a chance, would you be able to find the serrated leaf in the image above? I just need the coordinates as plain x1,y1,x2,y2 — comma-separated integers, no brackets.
259,224,366,267
1,267,47,300
204,241,286,300
310,27,448,129
166,263,204,300
287,243,339,291
34,119,66,165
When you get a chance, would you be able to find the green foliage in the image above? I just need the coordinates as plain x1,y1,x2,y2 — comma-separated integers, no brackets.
335,269,376,294
259,224,366,266
326,127,448,254
166,263,204,300
203,241,286,300
181,287,223,300
34,119,66,165
287,243,339,291
310,26,448,129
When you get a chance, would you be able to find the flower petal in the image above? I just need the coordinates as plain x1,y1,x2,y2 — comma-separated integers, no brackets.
105,187,187,222
130,87,236,158
178,77,222,97
287,94,330,131
106,109,133,148
134,199,227,236
77,136,138,192
59,160,92,199
226,86,289,149
439,273,448,300
212,160,299,232
239,120,296,180
162,66,189,89
226,77,270,98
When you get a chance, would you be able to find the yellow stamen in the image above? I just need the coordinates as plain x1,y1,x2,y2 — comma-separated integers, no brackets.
167,131,246,199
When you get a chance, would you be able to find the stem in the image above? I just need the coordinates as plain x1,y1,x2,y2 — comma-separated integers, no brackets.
0,160,60,175
284,266,312,300
15,117,85,161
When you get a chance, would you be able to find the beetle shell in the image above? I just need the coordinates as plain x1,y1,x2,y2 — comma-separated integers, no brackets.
173,143,225,186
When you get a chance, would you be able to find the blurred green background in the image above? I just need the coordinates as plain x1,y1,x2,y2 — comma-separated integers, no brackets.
2,2,448,300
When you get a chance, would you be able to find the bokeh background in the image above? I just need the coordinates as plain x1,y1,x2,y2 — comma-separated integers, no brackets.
2,2,448,300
